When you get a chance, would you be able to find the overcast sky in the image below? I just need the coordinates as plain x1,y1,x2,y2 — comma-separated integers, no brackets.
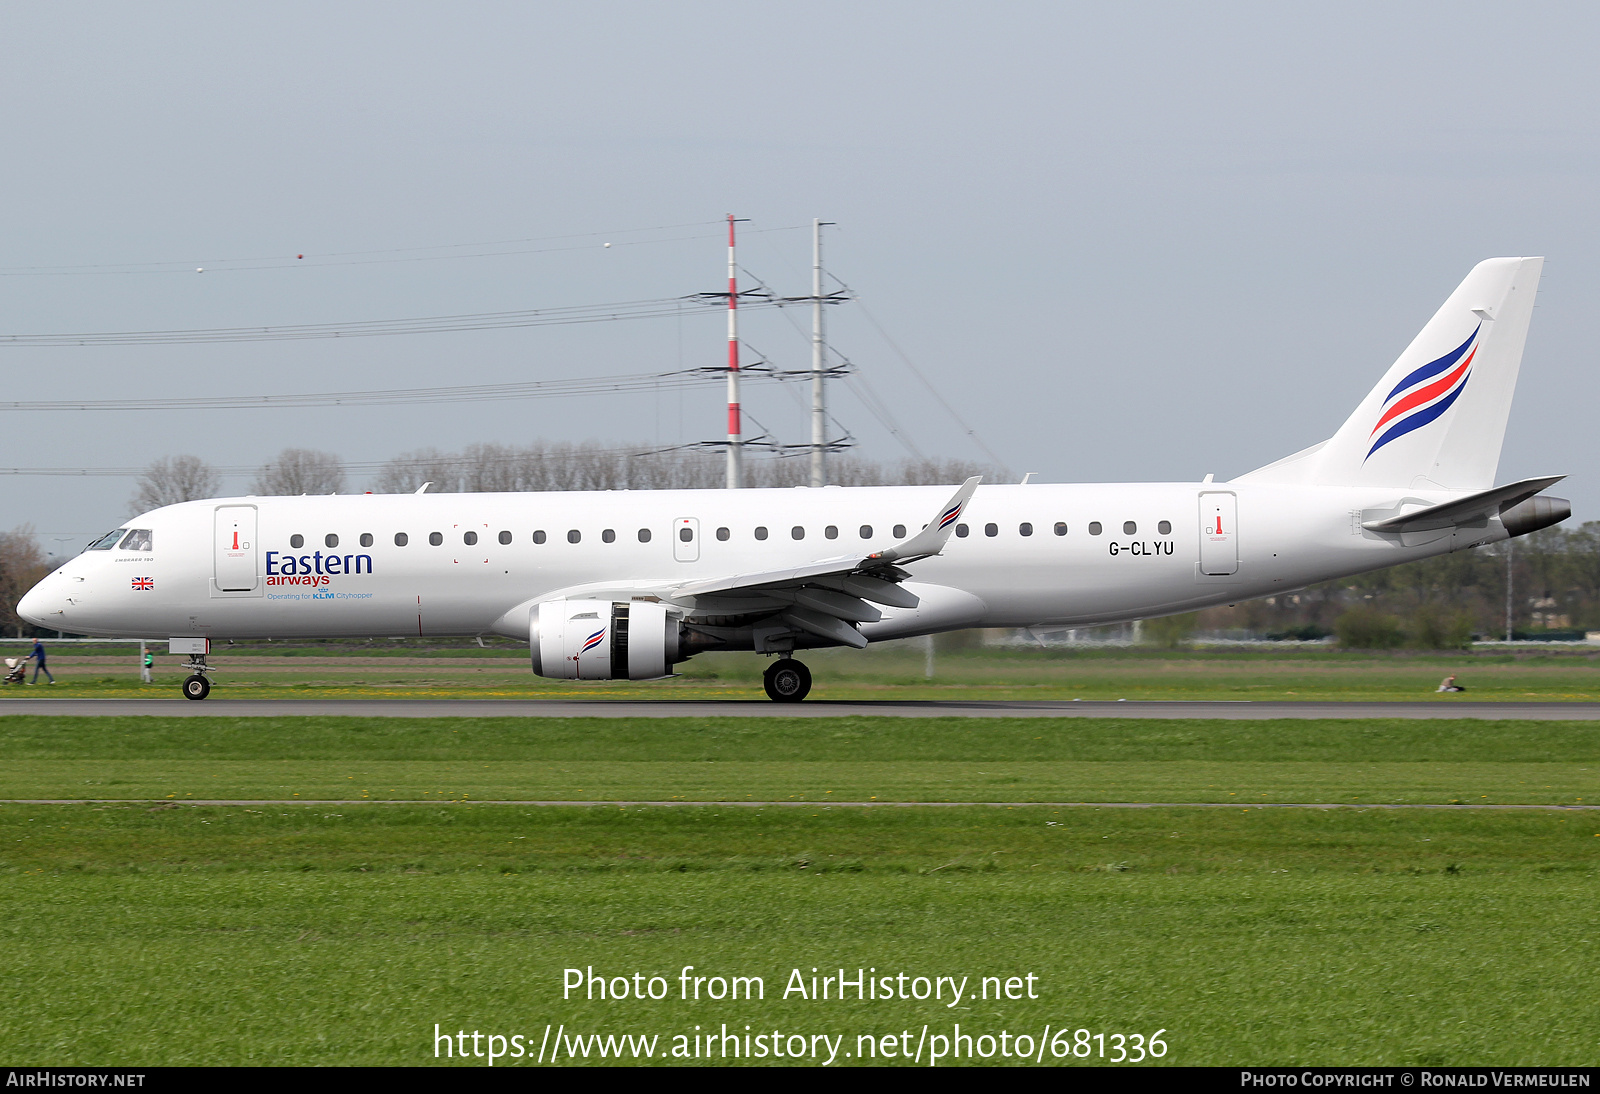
2,2,1597,554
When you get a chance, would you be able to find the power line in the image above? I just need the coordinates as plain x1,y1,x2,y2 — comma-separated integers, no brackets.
0,221,813,277
0,295,796,347
0,441,793,479
0,366,785,412
852,297,1008,469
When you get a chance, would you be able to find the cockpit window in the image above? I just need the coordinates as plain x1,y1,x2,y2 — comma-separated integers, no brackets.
119,529,153,552
87,529,127,551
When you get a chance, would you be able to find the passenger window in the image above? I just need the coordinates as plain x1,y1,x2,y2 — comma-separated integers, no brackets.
567,530,581,544
119,529,153,551
755,526,768,541
360,533,374,548
463,531,478,546
1158,520,1172,535
1019,522,1033,537
325,534,339,548
1123,521,1136,535
602,529,616,543
498,530,512,545
290,534,304,549
825,525,838,540
893,524,906,538
678,527,693,543
984,523,998,537
955,524,969,538
1053,522,1067,537
429,532,443,546
1088,522,1102,536
859,525,873,539
637,529,651,543
533,530,547,544
716,527,730,541
791,526,805,540
87,529,127,551
394,532,409,547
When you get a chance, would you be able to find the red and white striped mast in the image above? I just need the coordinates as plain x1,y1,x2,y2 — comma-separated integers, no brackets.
724,213,744,489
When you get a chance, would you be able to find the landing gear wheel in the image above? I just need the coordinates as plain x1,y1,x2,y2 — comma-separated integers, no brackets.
763,658,811,703
181,674,211,701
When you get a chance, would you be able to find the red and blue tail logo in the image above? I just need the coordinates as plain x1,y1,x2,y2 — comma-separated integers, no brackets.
1366,324,1479,461
937,502,964,530
579,627,606,655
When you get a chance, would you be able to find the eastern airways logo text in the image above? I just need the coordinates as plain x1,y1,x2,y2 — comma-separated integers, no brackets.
265,550,374,587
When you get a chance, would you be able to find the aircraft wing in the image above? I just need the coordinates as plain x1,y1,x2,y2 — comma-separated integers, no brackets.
663,477,981,649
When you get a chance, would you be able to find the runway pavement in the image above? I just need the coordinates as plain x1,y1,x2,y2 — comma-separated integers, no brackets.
5,698,1600,719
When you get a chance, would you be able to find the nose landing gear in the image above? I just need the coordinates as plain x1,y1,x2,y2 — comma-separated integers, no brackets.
762,657,811,703
179,654,212,700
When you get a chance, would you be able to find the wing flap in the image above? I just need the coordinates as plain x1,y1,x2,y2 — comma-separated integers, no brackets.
783,607,870,648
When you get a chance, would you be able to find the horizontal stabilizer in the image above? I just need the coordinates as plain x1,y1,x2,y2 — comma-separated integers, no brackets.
1363,475,1566,533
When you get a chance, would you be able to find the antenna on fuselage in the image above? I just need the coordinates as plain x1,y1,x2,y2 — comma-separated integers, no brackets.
414,482,432,494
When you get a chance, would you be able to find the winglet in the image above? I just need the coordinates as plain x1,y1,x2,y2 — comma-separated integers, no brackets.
868,476,981,565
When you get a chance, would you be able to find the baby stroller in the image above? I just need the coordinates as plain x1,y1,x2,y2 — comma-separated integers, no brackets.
3,658,25,685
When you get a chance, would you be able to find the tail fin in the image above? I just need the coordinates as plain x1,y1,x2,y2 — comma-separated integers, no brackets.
1239,257,1543,490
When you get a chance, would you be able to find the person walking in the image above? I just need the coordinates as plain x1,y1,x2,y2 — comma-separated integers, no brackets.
26,638,54,684
141,646,154,684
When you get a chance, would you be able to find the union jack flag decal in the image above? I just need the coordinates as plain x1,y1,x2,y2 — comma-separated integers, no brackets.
131,577,154,591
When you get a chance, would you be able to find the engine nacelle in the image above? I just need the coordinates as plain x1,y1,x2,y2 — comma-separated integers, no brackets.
529,599,680,680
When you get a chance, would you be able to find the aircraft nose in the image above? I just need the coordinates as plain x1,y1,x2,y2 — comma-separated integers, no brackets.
17,577,58,628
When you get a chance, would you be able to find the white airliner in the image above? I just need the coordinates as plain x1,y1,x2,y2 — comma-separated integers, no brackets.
19,257,1568,701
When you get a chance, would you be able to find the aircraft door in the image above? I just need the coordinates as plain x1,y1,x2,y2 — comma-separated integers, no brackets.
1198,492,1238,576
673,517,699,563
214,505,262,595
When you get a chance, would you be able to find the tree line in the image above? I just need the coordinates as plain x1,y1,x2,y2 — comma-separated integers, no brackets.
128,444,1000,509
1185,524,1599,647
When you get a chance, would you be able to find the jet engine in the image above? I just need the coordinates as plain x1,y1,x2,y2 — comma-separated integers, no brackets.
529,599,681,680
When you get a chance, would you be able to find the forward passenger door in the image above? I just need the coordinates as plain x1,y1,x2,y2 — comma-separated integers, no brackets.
213,505,263,596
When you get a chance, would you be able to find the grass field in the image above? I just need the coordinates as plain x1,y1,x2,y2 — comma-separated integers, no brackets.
0,713,1598,804
1,711,1598,1066
5,641,1600,701
2,803,1597,1066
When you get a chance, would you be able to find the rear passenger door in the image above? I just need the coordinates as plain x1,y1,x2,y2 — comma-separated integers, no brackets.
1198,492,1238,576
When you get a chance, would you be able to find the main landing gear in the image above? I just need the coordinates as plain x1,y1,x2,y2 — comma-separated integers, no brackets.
180,654,212,701
762,657,811,703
